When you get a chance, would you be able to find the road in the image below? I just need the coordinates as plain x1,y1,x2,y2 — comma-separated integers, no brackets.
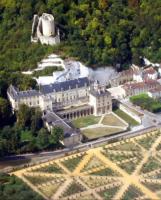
0,124,159,172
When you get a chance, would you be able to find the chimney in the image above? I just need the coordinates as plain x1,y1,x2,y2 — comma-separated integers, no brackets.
98,86,101,94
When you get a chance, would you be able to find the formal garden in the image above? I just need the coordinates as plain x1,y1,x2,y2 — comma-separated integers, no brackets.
11,129,161,200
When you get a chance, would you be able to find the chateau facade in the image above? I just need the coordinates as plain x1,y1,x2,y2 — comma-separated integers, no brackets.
7,77,112,146
7,77,112,118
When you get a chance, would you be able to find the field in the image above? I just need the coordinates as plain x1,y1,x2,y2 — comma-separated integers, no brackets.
11,128,161,200
114,108,140,126
72,115,101,128
82,127,123,139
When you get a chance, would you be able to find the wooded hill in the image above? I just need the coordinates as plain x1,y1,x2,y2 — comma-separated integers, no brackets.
0,0,161,74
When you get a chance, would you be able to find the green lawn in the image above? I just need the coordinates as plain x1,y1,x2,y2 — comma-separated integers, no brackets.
114,109,139,127
82,127,123,140
72,115,101,128
102,113,127,127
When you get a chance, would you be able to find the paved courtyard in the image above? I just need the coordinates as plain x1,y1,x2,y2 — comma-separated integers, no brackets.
11,129,161,200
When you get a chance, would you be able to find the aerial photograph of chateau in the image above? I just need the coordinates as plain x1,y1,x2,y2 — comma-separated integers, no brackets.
1,1,161,200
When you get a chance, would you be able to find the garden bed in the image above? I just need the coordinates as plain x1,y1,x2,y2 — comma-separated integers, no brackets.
62,154,85,171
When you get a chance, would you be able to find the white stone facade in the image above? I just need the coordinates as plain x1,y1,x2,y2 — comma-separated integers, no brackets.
89,85,112,116
7,78,90,112
7,86,40,110
8,78,112,118
133,73,143,82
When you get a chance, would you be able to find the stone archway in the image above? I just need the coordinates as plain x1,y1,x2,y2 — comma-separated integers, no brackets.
70,113,73,120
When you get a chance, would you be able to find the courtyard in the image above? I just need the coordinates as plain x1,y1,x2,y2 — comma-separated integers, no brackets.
72,115,101,128
11,128,161,200
82,127,123,140
79,112,128,140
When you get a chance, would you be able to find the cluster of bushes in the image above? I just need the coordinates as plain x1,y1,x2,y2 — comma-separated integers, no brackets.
130,93,161,113
0,173,43,200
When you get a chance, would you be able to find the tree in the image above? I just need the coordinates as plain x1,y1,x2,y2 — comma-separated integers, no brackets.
0,97,11,127
31,108,43,132
0,173,43,200
16,104,31,128
0,79,8,98
0,138,7,156
98,0,108,10
50,126,64,145
36,128,49,150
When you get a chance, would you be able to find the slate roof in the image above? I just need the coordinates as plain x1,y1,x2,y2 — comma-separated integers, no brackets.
40,77,89,94
7,85,40,100
43,112,76,137
90,89,111,97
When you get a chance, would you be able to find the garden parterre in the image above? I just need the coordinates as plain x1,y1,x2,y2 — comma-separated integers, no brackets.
11,129,161,200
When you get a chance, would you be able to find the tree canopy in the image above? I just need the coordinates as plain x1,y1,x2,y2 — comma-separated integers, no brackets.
0,173,43,200
0,0,161,75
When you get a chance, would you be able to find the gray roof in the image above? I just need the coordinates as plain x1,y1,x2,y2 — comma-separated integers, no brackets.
90,89,111,97
7,85,40,100
42,111,73,135
40,77,89,94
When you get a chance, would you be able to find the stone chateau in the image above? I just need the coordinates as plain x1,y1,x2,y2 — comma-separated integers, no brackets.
7,77,112,146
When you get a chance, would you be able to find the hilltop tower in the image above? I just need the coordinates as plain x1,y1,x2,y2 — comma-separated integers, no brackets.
31,13,60,46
